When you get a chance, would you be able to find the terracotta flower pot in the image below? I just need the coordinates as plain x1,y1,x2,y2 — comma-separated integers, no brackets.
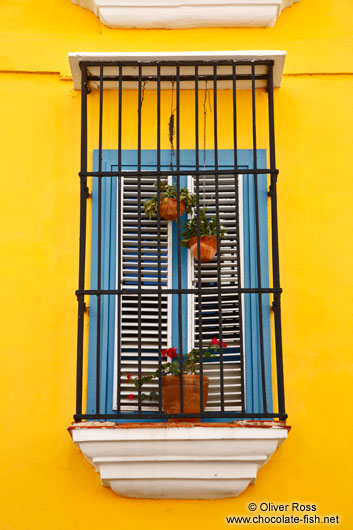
188,235,218,263
160,198,186,221
162,374,209,423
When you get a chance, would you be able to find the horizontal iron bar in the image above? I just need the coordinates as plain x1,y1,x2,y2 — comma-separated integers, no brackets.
80,59,275,68
80,169,279,177
86,74,268,83
76,287,282,296
74,411,287,420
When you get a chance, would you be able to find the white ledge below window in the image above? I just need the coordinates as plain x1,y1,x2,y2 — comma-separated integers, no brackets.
72,0,301,29
69,422,290,499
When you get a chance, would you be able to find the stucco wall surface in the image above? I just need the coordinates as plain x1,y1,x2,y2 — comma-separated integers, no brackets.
0,1,352,529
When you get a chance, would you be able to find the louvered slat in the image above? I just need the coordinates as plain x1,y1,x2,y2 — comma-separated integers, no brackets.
119,176,171,411
191,174,242,412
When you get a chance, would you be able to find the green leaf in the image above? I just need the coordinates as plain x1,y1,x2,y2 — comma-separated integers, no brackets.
181,208,225,244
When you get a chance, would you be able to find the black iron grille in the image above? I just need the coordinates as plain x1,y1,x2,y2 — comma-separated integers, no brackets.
75,59,286,422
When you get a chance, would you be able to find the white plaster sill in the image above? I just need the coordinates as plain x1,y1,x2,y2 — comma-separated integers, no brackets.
72,0,301,29
69,422,290,499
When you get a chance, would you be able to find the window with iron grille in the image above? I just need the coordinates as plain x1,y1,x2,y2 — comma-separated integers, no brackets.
74,55,286,423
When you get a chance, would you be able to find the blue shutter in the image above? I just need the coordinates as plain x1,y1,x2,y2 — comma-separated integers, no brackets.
241,150,273,415
87,151,117,415
87,149,272,418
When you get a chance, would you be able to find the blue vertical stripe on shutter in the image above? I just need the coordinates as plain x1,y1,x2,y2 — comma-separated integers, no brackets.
171,174,189,361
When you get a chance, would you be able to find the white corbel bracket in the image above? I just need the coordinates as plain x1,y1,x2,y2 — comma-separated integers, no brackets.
72,0,301,29
69,422,289,499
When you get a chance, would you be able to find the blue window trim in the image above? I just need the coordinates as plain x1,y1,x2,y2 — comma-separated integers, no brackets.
87,149,272,419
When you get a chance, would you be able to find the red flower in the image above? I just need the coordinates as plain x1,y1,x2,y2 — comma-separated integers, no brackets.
127,394,134,400
162,347,178,359
168,347,178,359
126,373,132,382
211,337,227,348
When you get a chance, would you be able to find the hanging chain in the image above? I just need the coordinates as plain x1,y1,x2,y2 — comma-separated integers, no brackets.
202,81,212,207
169,80,176,172
202,82,207,205
140,80,147,108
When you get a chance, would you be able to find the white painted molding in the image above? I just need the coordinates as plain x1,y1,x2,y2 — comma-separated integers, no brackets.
68,50,286,90
72,0,301,29
69,423,289,499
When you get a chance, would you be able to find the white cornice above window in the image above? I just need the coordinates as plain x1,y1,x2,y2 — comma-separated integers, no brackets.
68,51,286,90
69,422,289,499
72,0,301,29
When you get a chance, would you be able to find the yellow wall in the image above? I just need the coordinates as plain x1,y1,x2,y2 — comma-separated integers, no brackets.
1,1,352,529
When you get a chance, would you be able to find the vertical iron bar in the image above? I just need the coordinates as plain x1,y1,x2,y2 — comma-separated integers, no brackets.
157,65,163,413
252,64,268,414
176,65,184,414
268,63,286,418
76,64,88,419
233,64,246,413
195,66,204,415
96,65,103,414
137,65,142,412
118,65,123,170
213,65,225,412
232,64,238,170
116,64,123,413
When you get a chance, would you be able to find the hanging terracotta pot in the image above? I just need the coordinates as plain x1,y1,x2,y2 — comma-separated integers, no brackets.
188,235,217,263
162,374,209,423
160,198,186,221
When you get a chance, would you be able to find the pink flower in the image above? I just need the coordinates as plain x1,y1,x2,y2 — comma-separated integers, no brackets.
127,394,134,400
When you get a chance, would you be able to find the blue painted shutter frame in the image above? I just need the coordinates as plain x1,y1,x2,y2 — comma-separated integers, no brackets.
241,152,273,415
87,149,272,418
87,151,117,414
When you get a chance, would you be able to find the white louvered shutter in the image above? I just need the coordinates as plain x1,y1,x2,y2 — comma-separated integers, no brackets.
190,174,243,412
114,176,171,411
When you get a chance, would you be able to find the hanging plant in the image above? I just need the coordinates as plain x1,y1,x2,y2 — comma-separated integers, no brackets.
181,208,226,263
144,181,196,221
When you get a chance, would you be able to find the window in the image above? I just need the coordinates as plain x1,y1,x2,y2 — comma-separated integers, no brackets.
86,149,273,419
74,55,286,423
